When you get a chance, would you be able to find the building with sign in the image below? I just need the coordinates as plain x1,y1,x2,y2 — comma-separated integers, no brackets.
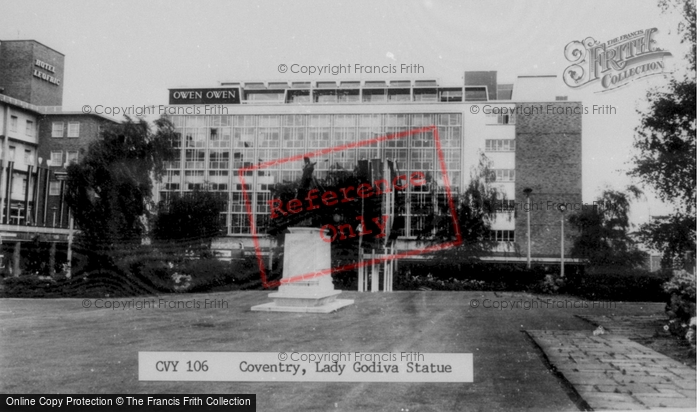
0,39,116,275
160,72,583,264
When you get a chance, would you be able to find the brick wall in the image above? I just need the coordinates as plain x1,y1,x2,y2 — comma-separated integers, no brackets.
514,102,582,258
37,114,109,164
36,114,114,227
0,40,64,106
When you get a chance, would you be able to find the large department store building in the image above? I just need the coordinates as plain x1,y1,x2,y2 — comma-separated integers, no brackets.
161,72,583,264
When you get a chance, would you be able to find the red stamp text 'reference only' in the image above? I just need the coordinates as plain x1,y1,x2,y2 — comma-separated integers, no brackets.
239,125,462,289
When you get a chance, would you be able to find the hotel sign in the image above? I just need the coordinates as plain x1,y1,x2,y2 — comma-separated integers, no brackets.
33,59,60,86
169,88,240,105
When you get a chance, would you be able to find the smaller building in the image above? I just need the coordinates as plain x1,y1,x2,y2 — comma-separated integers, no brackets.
0,39,117,275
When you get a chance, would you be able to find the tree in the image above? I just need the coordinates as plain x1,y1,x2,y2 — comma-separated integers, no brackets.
420,152,500,263
628,0,696,266
637,214,695,268
65,117,176,270
151,189,226,257
568,187,647,269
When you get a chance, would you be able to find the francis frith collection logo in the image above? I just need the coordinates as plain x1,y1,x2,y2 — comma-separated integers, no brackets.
563,28,672,92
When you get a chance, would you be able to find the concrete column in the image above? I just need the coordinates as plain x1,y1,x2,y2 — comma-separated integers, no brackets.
12,241,21,277
371,250,379,292
49,242,56,277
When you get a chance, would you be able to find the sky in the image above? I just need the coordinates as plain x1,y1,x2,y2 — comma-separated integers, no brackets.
0,0,692,227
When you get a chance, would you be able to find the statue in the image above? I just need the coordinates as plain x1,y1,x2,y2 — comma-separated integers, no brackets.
296,156,323,200
251,157,354,313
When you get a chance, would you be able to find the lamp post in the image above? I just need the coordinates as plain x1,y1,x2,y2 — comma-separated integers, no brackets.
55,170,72,279
557,203,567,278
523,188,532,269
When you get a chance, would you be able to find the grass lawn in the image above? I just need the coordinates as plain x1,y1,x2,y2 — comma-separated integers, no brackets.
0,291,665,411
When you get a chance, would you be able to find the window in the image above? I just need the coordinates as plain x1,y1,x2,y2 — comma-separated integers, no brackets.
25,120,34,137
485,139,516,152
67,122,80,138
10,116,17,132
21,178,27,194
24,150,32,165
50,151,62,166
497,114,514,125
66,151,79,164
184,149,206,169
52,122,64,138
489,230,515,242
489,169,515,182
49,181,61,196
8,146,15,161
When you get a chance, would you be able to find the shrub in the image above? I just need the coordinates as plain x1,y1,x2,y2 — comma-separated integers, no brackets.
563,268,671,301
177,259,231,292
663,269,696,351
390,262,552,291
535,274,566,294
1,275,59,298
395,273,491,291
392,264,550,292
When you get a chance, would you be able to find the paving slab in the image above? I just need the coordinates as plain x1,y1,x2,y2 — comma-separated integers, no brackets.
527,330,697,411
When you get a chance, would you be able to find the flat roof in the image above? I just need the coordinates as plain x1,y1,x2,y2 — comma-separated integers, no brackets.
0,39,65,56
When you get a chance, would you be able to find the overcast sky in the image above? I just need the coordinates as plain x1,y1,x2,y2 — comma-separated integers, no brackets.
0,0,691,227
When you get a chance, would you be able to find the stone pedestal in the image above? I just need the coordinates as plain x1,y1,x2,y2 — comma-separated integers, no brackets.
251,227,354,313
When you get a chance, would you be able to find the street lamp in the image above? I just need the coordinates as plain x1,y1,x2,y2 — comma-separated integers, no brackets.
557,203,567,278
523,188,532,269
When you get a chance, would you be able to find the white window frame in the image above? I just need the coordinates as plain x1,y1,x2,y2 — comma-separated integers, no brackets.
52,122,64,138
497,114,515,125
50,151,62,166
25,120,34,137
10,116,17,132
66,151,79,164
49,181,61,196
67,122,80,138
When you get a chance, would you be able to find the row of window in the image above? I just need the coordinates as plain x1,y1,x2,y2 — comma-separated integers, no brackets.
489,230,515,242
8,118,83,139
170,113,463,129
489,169,516,182
7,179,66,197
50,150,79,166
9,116,34,137
485,139,515,152
52,122,80,138
8,118,82,139
487,114,515,125
2,146,35,165
242,88,486,104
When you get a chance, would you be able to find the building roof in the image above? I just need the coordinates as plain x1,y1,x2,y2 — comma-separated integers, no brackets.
0,39,65,56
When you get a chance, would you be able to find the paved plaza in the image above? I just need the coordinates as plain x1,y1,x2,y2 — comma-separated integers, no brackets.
527,330,696,410
0,291,694,411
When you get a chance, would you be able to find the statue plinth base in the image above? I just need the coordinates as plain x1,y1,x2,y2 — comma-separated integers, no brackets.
251,227,354,313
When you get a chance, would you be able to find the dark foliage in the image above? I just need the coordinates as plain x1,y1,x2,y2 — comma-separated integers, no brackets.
152,189,226,257
564,269,672,302
64,116,176,271
418,152,500,262
629,0,696,266
568,188,647,269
